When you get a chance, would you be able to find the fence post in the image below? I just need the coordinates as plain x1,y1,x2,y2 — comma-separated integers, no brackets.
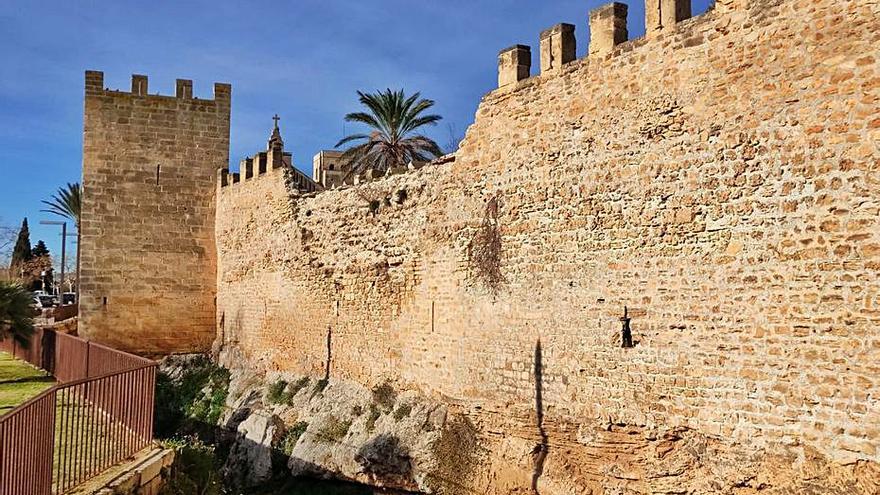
85,341,91,379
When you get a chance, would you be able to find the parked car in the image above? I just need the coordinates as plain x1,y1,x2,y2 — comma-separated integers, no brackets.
37,295,57,309
61,292,77,305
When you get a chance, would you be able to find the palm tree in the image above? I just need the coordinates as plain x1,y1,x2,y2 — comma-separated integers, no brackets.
41,183,81,293
0,281,34,347
335,89,443,180
41,182,81,227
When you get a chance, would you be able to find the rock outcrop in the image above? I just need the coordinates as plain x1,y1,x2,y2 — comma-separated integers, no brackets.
162,355,880,494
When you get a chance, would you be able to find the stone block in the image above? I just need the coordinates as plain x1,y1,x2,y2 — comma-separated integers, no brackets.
131,74,148,96
498,45,531,87
540,23,576,73
589,2,628,57
176,78,193,99
646,0,692,35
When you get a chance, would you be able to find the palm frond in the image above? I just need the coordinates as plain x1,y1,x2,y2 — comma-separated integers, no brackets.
335,89,443,178
334,133,372,148
400,114,442,136
0,281,34,347
41,182,81,227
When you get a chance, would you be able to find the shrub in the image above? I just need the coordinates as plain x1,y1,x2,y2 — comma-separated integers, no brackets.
159,437,223,495
393,404,412,421
289,376,310,396
267,380,289,404
365,404,381,432
427,415,485,495
371,381,396,411
317,416,351,443
155,357,230,438
311,377,329,398
355,434,411,478
186,366,230,426
280,421,308,455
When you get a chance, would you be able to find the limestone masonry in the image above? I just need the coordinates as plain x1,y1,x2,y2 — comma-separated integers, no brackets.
80,72,230,355
82,0,880,492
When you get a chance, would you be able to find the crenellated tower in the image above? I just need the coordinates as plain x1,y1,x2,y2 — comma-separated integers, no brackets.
79,71,231,355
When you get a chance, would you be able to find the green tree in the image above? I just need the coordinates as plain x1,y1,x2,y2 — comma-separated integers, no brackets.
31,240,49,258
42,182,82,292
335,89,443,180
0,282,34,347
10,218,32,268
41,182,81,227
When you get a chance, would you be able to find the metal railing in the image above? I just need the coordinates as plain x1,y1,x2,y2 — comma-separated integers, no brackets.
0,330,157,495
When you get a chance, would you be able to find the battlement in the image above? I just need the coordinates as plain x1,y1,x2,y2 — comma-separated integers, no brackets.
497,0,720,88
219,119,321,194
218,150,289,188
80,70,230,356
84,70,231,104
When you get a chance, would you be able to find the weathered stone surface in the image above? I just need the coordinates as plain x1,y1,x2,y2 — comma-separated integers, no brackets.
214,363,449,493
213,0,880,492
80,72,229,355
223,411,284,487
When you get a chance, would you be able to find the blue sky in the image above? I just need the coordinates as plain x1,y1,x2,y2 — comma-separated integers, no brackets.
0,0,713,264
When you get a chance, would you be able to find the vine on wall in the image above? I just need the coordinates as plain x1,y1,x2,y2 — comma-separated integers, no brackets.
466,196,504,295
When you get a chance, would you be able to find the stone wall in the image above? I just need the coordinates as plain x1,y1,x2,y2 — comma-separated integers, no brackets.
216,0,880,490
93,448,175,495
80,72,230,355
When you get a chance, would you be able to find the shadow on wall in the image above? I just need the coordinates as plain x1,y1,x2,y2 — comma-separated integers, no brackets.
531,339,549,493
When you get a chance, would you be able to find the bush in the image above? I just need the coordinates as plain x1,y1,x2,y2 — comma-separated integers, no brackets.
365,404,381,432
392,404,412,421
355,434,411,478
311,377,329,398
427,415,484,495
186,366,230,425
280,421,309,455
317,416,351,443
154,357,230,438
289,376,310,396
267,380,289,404
371,381,396,411
159,437,223,495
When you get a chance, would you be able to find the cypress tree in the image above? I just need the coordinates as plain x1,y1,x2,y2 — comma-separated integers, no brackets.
10,218,32,267
31,240,49,258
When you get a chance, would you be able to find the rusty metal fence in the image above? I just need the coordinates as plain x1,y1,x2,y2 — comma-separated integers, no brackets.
0,330,157,495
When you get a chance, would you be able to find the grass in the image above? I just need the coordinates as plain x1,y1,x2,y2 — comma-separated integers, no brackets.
0,351,54,414
52,394,123,487
0,353,153,489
